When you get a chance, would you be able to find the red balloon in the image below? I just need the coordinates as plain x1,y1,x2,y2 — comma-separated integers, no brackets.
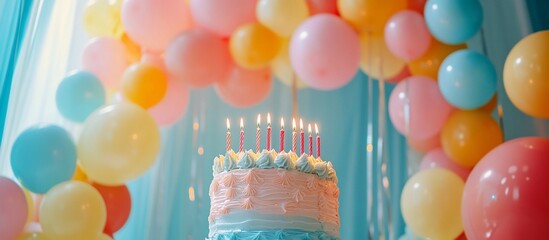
215,64,272,108
462,137,549,239
420,148,471,181
92,183,131,235
306,0,338,15
407,0,427,15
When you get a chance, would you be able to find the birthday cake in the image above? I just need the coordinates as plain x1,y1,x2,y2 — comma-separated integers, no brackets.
208,149,340,239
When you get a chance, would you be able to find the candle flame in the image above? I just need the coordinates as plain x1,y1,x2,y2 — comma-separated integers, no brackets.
240,118,244,129
292,118,296,131
257,114,261,127
315,123,319,135
308,124,312,134
299,118,303,131
226,118,230,130
267,113,271,126
281,118,284,129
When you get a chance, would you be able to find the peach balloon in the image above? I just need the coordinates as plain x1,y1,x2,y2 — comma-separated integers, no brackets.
360,32,406,80
215,64,272,108
420,148,471,181
121,0,193,51
165,29,231,88
121,63,167,109
408,132,441,153
148,78,190,126
190,0,257,37
388,75,453,140
384,10,431,61
338,0,406,33
290,14,360,90
82,37,128,89
441,110,503,168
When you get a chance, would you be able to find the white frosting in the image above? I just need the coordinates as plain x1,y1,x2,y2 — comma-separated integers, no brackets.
209,168,340,237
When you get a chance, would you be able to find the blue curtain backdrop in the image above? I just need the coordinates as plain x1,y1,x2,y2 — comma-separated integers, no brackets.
0,0,34,147
0,0,548,240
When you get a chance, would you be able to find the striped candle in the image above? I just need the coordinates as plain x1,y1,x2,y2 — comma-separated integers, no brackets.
308,124,312,155
226,118,231,151
292,118,297,152
239,118,244,152
256,114,261,153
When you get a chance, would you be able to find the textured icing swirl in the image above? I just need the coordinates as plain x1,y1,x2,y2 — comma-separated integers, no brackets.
327,162,338,184
315,162,329,179
208,230,338,240
296,154,314,173
238,150,257,169
256,150,276,169
224,150,238,171
274,151,295,170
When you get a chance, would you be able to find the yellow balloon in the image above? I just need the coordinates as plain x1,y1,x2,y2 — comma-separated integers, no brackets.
401,169,464,240
230,23,281,69
122,63,168,109
441,110,503,168
97,233,113,240
504,30,549,118
270,39,308,89
83,0,124,38
256,0,310,37
78,103,160,185
409,39,466,80
338,0,407,33
121,33,142,63
72,164,89,182
17,232,48,240
40,181,106,240
359,32,406,79
22,188,34,223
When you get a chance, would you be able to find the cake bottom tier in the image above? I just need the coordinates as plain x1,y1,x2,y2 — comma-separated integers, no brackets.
208,230,339,240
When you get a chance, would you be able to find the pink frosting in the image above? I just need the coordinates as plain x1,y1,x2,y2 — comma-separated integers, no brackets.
209,168,340,229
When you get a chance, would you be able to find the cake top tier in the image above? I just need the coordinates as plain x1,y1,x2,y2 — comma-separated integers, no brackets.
213,149,338,183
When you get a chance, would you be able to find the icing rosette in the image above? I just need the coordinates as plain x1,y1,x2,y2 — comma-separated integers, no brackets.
256,149,277,169
274,151,295,170
213,155,225,174
296,154,314,173
315,162,329,179
238,150,257,169
224,150,239,171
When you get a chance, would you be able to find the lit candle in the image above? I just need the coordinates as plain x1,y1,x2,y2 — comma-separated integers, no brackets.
256,114,261,153
267,113,272,150
300,119,304,155
239,118,244,153
280,118,285,152
226,118,231,151
292,118,297,153
315,123,320,157
308,124,313,156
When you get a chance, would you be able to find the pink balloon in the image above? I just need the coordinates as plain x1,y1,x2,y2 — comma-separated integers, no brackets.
141,53,166,70
148,78,189,126
386,66,410,84
389,75,453,140
0,177,28,239
215,64,272,108
385,10,431,61
165,29,231,88
462,137,549,239
82,37,128,89
190,0,257,37
420,148,471,181
290,14,360,90
306,0,339,15
121,0,193,51
408,132,441,153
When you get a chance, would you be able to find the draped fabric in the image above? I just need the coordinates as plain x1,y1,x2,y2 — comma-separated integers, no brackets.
0,0,34,147
0,1,548,240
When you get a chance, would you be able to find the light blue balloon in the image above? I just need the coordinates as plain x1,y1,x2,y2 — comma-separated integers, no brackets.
424,0,483,44
10,125,77,194
438,50,497,110
56,70,105,122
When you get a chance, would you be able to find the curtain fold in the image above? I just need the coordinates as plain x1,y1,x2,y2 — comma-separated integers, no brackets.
0,0,34,147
